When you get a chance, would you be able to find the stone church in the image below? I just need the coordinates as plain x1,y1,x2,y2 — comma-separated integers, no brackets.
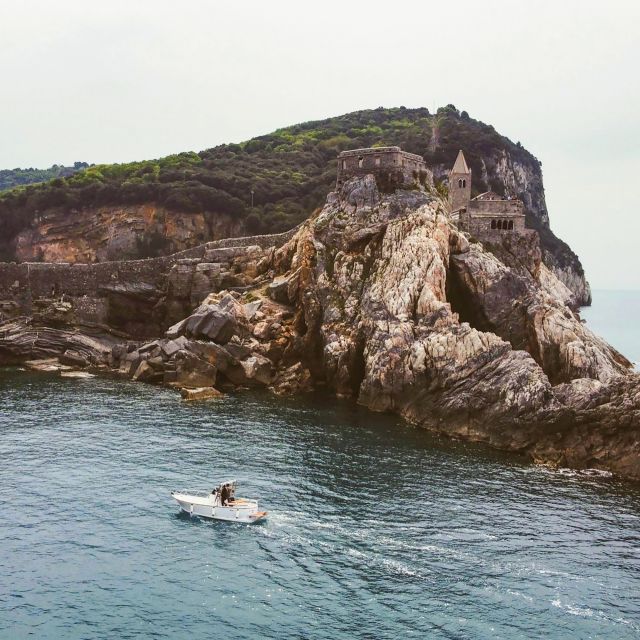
448,150,526,235
334,146,527,237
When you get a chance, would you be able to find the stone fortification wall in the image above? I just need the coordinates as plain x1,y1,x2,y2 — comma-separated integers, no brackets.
206,224,302,250
0,225,300,336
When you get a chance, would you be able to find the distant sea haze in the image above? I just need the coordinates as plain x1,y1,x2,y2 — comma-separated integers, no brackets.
581,290,640,368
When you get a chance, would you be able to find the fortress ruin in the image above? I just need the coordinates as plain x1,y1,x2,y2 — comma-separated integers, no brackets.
336,146,431,189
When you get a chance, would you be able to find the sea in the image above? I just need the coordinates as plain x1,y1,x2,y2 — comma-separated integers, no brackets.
0,290,639,639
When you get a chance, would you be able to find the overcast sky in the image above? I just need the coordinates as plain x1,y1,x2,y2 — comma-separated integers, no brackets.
1,0,638,290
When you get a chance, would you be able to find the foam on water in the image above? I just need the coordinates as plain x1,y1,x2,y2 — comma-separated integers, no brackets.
1,369,639,639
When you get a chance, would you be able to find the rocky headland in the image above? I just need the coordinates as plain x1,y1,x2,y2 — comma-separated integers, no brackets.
0,174,638,481
0,108,590,306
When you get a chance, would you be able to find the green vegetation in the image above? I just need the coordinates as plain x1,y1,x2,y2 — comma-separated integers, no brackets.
0,162,89,191
0,106,540,260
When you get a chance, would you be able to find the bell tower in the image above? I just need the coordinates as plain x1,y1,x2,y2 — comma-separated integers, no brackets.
449,150,471,212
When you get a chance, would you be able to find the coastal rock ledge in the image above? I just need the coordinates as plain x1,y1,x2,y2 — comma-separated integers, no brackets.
1,177,638,480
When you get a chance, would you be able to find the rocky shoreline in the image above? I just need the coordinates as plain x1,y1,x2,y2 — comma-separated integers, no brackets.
1,177,638,480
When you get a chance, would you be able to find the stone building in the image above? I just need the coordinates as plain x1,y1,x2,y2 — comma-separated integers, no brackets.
448,150,526,235
336,146,430,189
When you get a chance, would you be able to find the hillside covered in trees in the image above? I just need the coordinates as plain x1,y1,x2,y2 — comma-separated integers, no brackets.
0,106,576,281
0,162,89,192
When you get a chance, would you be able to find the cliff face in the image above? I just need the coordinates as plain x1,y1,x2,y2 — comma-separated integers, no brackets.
14,204,243,263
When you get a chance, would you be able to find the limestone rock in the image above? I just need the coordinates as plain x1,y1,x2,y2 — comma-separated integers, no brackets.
240,355,273,385
60,371,96,379
253,321,271,340
269,363,313,395
161,336,188,357
180,387,224,401
174,351,217,388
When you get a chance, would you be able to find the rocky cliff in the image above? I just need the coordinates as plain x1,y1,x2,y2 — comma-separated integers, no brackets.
14,204,243,263
0,178,635,479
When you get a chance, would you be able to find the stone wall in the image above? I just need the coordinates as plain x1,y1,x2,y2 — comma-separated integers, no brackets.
467,214,527,235
0,225,299,337
470,200,524,215
459,199,526,235
206,224,302,250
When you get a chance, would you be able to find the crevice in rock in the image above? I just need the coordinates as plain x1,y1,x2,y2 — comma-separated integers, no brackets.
445,265,490,333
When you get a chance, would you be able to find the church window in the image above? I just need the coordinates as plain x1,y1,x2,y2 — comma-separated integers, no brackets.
497,220,503,229
462,179,466,188
342,160,346,170
491,220,497,229
508,220,514,230
358,156,364,168
458,179,463,188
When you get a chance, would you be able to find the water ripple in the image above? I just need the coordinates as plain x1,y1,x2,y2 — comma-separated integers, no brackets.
1,370,639,639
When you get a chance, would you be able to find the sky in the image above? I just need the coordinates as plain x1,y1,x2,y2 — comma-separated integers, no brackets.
1,0,638,290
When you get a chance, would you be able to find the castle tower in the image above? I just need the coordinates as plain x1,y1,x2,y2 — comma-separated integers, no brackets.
449,150,471,212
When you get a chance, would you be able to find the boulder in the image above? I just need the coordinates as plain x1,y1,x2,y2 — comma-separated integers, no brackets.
180,387,224,401
222,342,252,361
174,351,217,388
132,360,157,382
240,355,273,385
161,336,188,358
166,317,188,339
25,358,70,373
243,300,263,321
189,307,237,343
60,371,95,379
60,350,89,368
138,340,161,354
267,269,300,305
269,363,313,395
185,340,236,371
146,356,165,370
253,321,271,340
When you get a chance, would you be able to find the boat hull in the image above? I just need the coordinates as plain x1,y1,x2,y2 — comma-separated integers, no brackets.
171,492,267,524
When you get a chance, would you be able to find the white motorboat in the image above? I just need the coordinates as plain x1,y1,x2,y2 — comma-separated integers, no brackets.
171,480,267,524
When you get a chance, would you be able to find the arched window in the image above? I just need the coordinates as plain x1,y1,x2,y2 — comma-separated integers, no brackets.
342,160,346,170
458,179,463,188
508,220,514,230
462,179,466,188
497,220,503,229
491,220,497,229
358,156,364,168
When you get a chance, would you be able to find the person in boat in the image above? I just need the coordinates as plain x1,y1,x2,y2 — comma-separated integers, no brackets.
220,483,231,506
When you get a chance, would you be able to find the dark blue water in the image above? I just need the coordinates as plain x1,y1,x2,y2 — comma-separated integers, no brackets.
2,289,640,638
1,370,640,639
